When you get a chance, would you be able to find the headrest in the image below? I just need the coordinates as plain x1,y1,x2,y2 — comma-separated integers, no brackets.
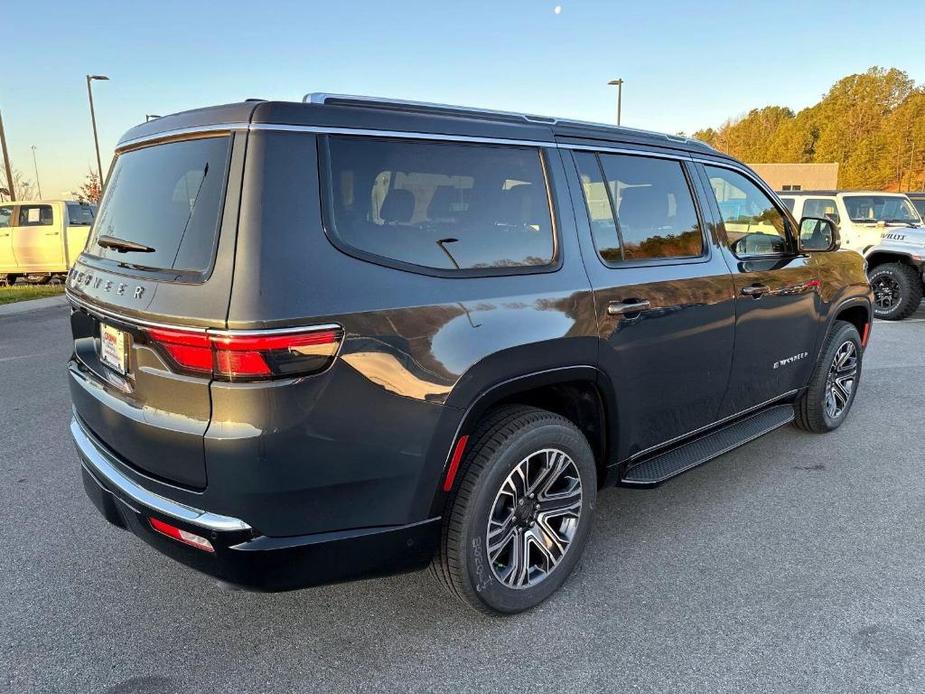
617,186,668,230
380,189,415,223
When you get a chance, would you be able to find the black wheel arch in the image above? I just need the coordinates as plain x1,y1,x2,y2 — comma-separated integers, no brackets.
425,365,616,518
822,297,872,358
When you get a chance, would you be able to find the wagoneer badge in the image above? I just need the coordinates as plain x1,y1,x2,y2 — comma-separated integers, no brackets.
68,269,145,300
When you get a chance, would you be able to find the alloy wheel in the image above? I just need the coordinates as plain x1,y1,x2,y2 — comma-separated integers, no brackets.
824,340,858,419
486,448,582,589
872,275,901,311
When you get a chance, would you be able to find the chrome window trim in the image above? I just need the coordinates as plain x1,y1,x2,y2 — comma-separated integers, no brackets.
116,122,249,150
72,415,252,532
249,123,555,148
114,122,734,158
561,143,692,161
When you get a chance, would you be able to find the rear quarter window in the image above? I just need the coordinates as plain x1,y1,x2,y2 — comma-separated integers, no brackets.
87,136,230,275
67,202,96,226
323,137,556,273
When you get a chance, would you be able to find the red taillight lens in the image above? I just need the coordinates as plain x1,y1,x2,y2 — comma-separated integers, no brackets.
149,517,215,552
145,326,342,381
145,328,212,374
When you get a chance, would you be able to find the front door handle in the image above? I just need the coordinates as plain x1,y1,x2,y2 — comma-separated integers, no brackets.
607,299,651,316
44,231,60,236
741,284,770,298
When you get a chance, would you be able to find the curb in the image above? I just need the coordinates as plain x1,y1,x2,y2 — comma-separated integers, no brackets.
0,294,69,317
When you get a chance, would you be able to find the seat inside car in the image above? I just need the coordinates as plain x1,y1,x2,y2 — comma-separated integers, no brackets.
380,189,415,225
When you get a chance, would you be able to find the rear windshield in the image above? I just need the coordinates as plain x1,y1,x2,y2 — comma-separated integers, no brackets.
67,202,96,226
87,136,230,273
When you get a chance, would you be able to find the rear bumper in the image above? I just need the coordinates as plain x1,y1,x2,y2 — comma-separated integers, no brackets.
72,415,440,591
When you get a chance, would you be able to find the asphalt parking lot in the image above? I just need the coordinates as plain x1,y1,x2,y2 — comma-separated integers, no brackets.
2,302,924,694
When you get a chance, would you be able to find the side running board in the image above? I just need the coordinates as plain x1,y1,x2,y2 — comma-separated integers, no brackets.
620,404,795,488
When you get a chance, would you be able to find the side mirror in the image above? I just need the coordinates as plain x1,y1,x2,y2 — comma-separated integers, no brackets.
798,216,840,252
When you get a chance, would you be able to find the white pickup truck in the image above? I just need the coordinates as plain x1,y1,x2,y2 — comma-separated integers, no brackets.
0,200,96,285
780,191,925,320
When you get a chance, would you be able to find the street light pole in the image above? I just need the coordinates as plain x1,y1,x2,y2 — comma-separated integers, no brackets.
0,110,14,201
86,74,109,182
31,145,42,199
608,79,624,126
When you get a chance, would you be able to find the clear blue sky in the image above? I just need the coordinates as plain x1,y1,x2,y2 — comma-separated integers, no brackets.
4,0,924,197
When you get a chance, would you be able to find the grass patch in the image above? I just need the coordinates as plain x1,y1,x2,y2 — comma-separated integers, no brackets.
0,284,65,306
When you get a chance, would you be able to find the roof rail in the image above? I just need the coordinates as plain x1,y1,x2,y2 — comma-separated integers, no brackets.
302,92,712,149
303,92,557,125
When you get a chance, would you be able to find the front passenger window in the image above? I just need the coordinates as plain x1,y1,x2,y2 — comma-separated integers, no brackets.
705,166,789,257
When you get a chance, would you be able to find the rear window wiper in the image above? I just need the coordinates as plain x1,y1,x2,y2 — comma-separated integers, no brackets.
97,235,156,253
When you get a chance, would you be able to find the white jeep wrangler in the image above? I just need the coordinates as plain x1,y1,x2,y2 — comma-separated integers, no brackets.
781,191,925,320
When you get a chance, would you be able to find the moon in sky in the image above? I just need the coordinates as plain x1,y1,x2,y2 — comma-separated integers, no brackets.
554,5,562,14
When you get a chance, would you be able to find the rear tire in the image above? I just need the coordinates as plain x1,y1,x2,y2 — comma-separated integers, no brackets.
432,406,597,615
869,262,922,321
794,321,863,433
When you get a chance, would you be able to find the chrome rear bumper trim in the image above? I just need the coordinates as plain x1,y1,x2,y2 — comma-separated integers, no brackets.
71,415,251,532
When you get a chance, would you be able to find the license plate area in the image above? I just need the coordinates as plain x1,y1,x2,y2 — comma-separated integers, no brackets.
100,323,128,375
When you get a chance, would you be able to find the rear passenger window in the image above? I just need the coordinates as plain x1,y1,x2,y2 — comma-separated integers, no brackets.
325,137,555,272
802,198,840,225
18,205,53,227
0,206,11,227
575,152,704,262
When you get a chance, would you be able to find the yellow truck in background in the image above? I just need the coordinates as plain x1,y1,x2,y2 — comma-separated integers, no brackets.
0,200,96,285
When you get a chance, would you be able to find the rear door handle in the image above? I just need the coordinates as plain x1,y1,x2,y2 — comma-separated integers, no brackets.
44,231,60,236
741,284,770,298
607,299,651,316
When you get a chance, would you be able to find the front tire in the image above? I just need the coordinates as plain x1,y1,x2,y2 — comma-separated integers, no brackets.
794,321,863,433
432,406,597,615
869,262,922,320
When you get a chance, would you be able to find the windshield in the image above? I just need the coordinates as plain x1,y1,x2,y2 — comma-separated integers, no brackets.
843,195,921,224
87,136,230,273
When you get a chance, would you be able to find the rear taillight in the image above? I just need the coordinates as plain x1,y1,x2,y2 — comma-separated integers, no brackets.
145,326,342,381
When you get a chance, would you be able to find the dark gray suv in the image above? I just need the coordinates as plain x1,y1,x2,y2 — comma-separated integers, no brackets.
68,94,872,614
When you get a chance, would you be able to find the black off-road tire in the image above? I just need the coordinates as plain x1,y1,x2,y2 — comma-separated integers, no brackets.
869,262,922,321
794,321,863,433
431,405,597,615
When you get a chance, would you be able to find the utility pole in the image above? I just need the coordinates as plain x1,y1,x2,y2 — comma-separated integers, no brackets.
0,110,15,201
608,79,624,126
31,145,42,199
86,74,110,181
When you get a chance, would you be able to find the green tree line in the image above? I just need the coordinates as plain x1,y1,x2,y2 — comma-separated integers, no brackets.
692,67,925,191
